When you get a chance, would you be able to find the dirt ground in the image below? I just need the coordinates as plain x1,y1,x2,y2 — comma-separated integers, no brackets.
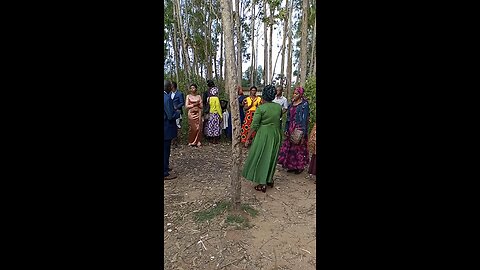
164,141,316,270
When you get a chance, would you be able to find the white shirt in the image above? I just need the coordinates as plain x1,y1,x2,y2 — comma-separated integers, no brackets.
273,96,289,110
222,111,229,129
273,95,288,120
170,90,176,100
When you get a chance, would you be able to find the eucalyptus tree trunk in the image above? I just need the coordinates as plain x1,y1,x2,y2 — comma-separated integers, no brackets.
235,0,242,86
210,0,219,80
268,4,274,83
224,38,228,81
214,30,219,79
309,17,316,77
220,31,223,79
263,1,268,85
280,0,289,83
206,0,213,78
255,27,259,85
171,24,180,83
192,48,197,77
285,0,294,98
250,0,256,86
175,0,190,79
219,0,242,211
299,0,309,87
172,4,180,82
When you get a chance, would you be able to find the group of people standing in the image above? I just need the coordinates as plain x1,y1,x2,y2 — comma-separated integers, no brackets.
163,79,317,188
240,85,317,192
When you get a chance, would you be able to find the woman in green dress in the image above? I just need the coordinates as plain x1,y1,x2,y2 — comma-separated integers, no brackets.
242,85,282,193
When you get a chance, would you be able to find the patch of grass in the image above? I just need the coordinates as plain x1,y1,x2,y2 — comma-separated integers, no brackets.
226,214,246,224
194,201,231,222
241,204,259,217
225,214,254,229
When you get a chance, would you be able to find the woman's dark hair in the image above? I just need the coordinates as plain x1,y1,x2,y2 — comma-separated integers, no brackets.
206,79,215,87
190,83,197,88
249,86,257,91
172,81,177,89
262,85,276,102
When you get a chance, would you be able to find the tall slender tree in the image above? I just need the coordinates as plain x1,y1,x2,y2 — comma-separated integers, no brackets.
263,1,268,85
219,0,242,211
285,0,294,97
219,31,223,79
299,0,309,87
175,0,190,80
268,1,274,83
250,0,256,86
235,0,243,87
309,17,316,77
280,0,290,83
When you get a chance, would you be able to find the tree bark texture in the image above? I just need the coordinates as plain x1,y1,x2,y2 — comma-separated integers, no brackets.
299,0,308,87
250,0,256,86
285,0,294,98
268,4,273,83
309,17,316,78
175,0,190,80
219,0,242,210
263,1,268,85
280,0,289,83
235,0,242,86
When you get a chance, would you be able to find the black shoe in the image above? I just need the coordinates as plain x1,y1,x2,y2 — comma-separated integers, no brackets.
255,184,267,193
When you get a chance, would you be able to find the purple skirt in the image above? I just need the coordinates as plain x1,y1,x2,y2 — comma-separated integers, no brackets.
277,138,309,170
205,113,221,137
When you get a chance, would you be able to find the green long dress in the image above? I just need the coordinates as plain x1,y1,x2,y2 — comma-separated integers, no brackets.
242,102,282,184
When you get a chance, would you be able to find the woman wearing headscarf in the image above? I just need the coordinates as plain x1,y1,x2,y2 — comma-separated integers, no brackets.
203,79,215,141
277,86,310,174
242,85,282,193
240,86,262,145
185,83,203,147
204,86,223,144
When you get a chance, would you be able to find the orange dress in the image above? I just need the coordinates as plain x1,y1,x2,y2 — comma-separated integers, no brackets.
186,94,203,145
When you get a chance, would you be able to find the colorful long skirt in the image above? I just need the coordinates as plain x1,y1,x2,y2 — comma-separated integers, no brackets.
241,110,256,143
204,113,221,137
277,123,310,170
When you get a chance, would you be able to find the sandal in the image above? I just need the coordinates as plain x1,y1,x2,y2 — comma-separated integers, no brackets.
254,184,267,193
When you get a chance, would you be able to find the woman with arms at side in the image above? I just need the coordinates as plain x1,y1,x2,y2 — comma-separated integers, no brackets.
185,83,203,147
242,85,282,193
204,87,223,144
277,87,310,174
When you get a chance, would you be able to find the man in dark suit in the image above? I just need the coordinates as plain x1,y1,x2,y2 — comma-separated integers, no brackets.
170,81,184,147
164,80,180,180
